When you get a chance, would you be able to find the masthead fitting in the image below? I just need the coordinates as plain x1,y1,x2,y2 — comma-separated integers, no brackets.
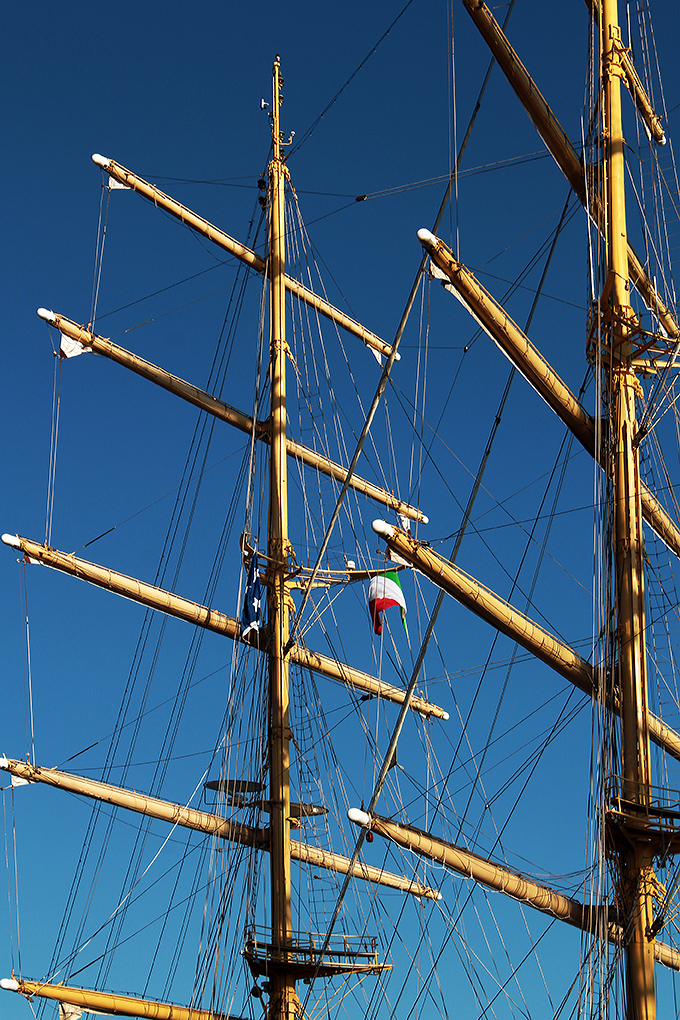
37,307,56,324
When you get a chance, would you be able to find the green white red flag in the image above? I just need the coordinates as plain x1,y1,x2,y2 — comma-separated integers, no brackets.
368,570,407,636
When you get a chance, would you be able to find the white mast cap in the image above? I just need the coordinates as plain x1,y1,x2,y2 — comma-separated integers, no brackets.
417,228,438,249
372,520,395,540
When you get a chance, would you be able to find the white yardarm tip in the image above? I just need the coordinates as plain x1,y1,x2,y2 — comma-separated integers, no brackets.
417,228,437,249
442,712,450,721
92,153,110,168
348,808,371,828
37,307,56,324
1,534,20,550
0,979,19,992
421,515,429,525
371,519,395,541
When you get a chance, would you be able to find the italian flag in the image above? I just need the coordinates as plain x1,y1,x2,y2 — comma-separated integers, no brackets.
368,570,407,636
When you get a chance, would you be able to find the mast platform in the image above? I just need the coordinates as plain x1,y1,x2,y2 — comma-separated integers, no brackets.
607,777,680,854
243,926,392,979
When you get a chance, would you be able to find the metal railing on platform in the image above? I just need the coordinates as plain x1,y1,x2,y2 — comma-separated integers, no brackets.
243,925,380,970
606,776,680,840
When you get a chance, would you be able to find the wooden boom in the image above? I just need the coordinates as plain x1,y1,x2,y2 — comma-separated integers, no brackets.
347,809,680,970
0,757,440,899
0,534,447,721
370,520,680,763
417,231,680,561
37,309,426,524
91,155,396,360
0,977,242,1020
460,0,678,342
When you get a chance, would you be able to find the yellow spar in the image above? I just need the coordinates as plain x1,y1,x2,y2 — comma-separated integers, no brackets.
0,532,447,720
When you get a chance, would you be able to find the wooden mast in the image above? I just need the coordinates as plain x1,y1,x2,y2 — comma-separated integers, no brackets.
267,55,296,1020
602,1,655,1016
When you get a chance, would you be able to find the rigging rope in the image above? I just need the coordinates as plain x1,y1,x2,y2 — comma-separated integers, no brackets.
288,0,518,651
10,788,22,977
288,0,418,158
2,789,17,974
44,351,62,547
89,181,111,333
20,562,35,767
39,198,269,1010
359,193,586,1020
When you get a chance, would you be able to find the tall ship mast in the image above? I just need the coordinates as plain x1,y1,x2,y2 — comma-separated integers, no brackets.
2,3,679,1019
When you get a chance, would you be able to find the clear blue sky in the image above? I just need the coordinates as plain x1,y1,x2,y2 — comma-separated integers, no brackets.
1,2,679,1018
